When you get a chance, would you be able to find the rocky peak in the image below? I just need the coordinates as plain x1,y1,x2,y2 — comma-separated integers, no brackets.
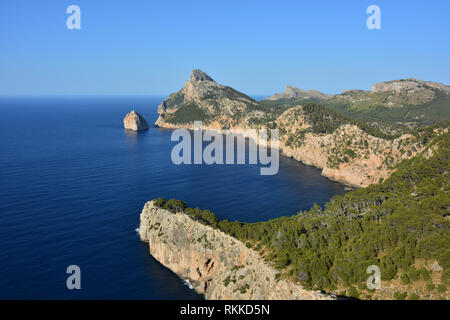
123,110,149,131
155,70,257,127
190,69,215,83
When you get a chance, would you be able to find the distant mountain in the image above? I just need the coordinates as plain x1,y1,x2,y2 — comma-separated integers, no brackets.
155,69,258,128
152,70,450,300
264,86,328,101
330,78,450,111
154,70,444,187
264,78,450,134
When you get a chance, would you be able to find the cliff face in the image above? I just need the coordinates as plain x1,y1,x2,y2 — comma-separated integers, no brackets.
154,70,429,187
155,69,257,128
139,201,332,300
123,110,149,131
370,78,450,105
274,106,425,187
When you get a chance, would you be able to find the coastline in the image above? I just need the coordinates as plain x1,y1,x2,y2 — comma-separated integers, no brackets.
154,120,417,188
139,201,334,300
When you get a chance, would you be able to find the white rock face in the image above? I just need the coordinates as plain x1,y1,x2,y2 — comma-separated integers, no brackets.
123,110,149,131
155,69,257,127
139,201,333,300
372,78,450,95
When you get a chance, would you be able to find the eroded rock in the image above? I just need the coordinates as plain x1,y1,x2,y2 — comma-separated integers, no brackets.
123,110,149,131
139,201,333,300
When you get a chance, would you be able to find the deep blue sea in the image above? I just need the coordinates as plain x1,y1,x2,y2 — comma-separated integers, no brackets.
0,96,345,299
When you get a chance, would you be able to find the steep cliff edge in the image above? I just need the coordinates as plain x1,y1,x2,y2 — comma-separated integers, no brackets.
138,201,332,300
154,70,432,187
273,105,426,187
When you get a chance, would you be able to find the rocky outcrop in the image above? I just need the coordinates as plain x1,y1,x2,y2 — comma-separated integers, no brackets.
265,85,328,101
273,106,426,187
154,110,425,187
139,201,332,300
123,110,149,131
154,70,433,187
330,78,450,110
155,69,257,128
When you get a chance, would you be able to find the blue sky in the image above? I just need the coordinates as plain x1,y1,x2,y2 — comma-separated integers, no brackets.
1,0,449,95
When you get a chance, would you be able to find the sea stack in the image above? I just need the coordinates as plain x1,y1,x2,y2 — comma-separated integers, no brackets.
123,110,149,131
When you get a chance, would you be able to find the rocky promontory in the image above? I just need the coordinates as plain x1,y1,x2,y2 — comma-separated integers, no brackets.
123,110,149,131
138,201,332,300
153,70,431,187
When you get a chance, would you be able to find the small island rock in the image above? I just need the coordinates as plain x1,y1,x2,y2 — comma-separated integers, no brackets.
123,110,149,131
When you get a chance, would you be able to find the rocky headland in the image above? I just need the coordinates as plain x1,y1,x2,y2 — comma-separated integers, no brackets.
138,200,333,300
154,70,432,187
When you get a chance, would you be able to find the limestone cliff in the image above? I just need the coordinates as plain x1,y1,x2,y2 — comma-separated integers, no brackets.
123,110,149,131
154,70,431,187
139,201,332,300
273,105,425,187
155,69,257,128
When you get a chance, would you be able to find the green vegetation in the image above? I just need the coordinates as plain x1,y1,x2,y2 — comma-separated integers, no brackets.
153,130,450,298
437,284,447,293
281,102,397,139
223,276,231,287
394,291,408,300
304,103,385,137
166,103,210,124
263,86,450,135
327,90,450,124
276,103,398,150
409,293,420,300
231,265,244,272
236,284,250,294
154,198,218,226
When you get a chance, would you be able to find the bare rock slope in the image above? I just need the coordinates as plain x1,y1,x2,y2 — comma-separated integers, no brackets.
139,201,332,300
154,70,429,187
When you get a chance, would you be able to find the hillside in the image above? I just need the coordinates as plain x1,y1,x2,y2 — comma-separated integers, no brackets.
265,85,329,101
263,78,450,135
154,70,434,187
155,69,258,128
152,129,450,300
138,200,331,300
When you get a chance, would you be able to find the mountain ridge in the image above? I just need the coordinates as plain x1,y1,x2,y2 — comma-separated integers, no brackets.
263,78,450,133
154,70,444,187
264,85,329,101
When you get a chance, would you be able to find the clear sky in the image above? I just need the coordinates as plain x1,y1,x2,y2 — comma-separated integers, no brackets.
1,0,449,96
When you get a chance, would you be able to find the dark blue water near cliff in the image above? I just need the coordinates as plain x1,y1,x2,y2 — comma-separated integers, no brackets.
0,96,345,299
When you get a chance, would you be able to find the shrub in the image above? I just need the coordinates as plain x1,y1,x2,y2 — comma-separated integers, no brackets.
347,287,359,299
401,274,411,284
408,293,420,300
394,292,407,300
437,284,446,293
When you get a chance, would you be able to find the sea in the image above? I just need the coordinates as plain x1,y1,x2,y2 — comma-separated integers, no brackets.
0,96,346,299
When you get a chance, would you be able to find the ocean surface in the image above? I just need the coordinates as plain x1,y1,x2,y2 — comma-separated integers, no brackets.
0,96,346,299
